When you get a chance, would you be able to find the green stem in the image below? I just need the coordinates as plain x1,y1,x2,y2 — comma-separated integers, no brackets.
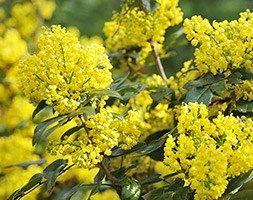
99,160,122,199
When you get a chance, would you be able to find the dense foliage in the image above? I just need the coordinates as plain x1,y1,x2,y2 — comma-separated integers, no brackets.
1,0,253,200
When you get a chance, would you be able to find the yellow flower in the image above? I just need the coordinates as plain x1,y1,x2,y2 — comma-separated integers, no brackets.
18,25,113,114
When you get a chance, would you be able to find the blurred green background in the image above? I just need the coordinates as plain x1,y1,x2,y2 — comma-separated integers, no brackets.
48,0,253,76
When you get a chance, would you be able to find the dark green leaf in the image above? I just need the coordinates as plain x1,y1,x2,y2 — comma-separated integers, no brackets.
91,168,105,195
33,115,66,146
230,190,253,200
137,138,165,156
235,68,253,80
6,159,46,168
141,0,160,12
0,70,6,83
184,72,224,89
111,142,146,157
61,184,80,200
210,80,227,91
238,179,253,191
141,174,162,187
227,72,243,84
184,87,213,105
32,100,48,120
110,73,129,91
43,159,67,191
148,87,173,109
224,169,253,195
121,178,141,200
236,99,253,113
60,126,83,142
8,173,44,200
41,118,69,141
112,166,135,181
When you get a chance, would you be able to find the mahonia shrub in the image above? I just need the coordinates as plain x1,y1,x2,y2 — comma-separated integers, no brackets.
1,1,253,200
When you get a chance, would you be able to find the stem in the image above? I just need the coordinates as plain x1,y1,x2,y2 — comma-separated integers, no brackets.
99,160,122,199
150,38,167,81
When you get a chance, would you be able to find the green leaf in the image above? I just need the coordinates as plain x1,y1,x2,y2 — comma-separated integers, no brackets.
110,73,129,91
184,72,224,89
121,178,141,200
60,126,83,142
32,100,48,120
6,159,46,168
141,0,160,12
91,168,105,196
61,184,81,200
41,118,69,141
224,169,253,195
230,190,253,200
137,138,165,156
227,72,243,84
43,159,67,191
88,89,122,99
235,68,253,80
33,115,66,145
141,174,162,187
236,99,253,113
112,166,135,181
184,87,213,105
143,178,186,200
148,87,173,109
8,173,44,200
0,70,6,83
111,142,146,157
210,80,227,91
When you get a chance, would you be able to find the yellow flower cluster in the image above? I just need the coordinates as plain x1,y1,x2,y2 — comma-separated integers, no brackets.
8,0,56,37
47,108,141,169
0,29,27,68
230,79,253,101
18,25,113,114
164,102,253,199
103,0,183,69
184,9,253,76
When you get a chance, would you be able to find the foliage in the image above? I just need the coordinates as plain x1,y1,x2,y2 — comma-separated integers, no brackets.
1,0,253,200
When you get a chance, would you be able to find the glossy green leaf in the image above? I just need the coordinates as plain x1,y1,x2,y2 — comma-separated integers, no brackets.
6,159,46,168
41,118,69,141
8,173,44,200
184,87,213,105
236,99,253,113
121,178,141,200
230,190,253,200
43,159,67,191
210,80,227,91
227,72,243,84
235,68,253,80
91,167,106,196
32,100,48,120
136,138,165,156
184,72,224,89
141,174,162,187
224,169,253,195
111,142,146,157
61,184,81,200
33,115,67,146
141,0,160,12
148,87,173,109
60,126,83,141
